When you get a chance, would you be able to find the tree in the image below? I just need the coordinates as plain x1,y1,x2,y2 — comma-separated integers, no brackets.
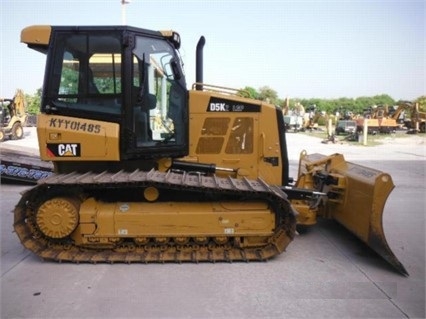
25,88,42,115
371,94,395,107
238,86,258,100
257,86,279,105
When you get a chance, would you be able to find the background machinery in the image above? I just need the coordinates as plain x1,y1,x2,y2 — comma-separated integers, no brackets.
356,105,399,134
0,89,27,142
335,120,357,135
282,100,305,132
409,103,426,133
14,25,407,275
396,101,426,133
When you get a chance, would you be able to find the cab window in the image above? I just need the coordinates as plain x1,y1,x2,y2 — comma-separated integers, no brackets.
49,32,122,116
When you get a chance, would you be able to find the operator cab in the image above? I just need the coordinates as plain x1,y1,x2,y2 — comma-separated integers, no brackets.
0,100,12,125
35,26,188,160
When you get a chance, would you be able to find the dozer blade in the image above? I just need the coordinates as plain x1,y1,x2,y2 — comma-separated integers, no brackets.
298,152,408,276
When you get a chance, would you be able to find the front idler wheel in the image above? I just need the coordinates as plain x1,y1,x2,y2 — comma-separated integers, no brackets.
36,197,80,239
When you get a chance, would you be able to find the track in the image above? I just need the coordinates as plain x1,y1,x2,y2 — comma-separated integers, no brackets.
14,169,296,263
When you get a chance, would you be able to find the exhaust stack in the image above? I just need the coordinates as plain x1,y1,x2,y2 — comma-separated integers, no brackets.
195,36,205,91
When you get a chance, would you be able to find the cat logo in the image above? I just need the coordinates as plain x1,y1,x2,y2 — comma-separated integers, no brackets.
58,144,78,156
46,143,81,157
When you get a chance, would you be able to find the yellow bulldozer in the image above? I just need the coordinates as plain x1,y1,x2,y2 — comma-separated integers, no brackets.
0,89,27,142
14,25,407,275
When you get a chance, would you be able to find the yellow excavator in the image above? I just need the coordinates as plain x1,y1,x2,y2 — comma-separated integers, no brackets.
0,89,27,142
14,25,407,275
397,101,426,133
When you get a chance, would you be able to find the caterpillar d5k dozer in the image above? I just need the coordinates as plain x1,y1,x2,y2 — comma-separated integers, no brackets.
15,25,407,275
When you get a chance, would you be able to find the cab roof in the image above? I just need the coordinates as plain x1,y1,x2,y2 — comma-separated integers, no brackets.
21,25,179,52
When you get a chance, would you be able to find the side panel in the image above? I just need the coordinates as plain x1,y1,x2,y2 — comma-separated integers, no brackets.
79,199,274,238
37,114,120,161
188,90,284,185
257,105,286,185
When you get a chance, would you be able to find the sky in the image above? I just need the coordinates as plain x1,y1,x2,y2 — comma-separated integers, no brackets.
0,0,424,101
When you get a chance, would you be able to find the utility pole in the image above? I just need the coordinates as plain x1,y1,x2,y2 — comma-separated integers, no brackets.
121,0,131,25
